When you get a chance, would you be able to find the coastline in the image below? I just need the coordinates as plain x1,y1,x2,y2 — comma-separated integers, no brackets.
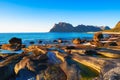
0,32,120,80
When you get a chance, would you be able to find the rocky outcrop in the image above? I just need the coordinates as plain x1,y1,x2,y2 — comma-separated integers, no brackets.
50,22,103,32
1,37,22,51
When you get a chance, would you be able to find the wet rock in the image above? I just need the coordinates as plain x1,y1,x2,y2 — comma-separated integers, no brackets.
103,67,120,80
47,52,61,64
53,40,58,43
30,41,35,44
38,40,42,44
16,69,36,80
23,45,47,55
93,32,103,42
21,44,26,48
58,39,63,43
0,54,23,80
104,42,118,47
90,41,103,47
14,57,35,75
0,45,2,49
85,50,98,56
72,38,81,44
9,37,22,51
44,66,67,80
66,46,76,49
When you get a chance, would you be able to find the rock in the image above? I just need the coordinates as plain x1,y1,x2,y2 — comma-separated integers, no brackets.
0,45,2,49
15,69,36,80
104,42,118,47
116,41,120,46
8,37,22,51
38,40,42,44
93,32,104,42
58,39,63,43
53,40,58,43
23,45,47,55
0,54,23,80
1,44,11,50
90,41,103,47
66,46,76,49
30,41,35,44
14,54,49,75
44,66,67,80
72,38,81,44
85,50,98,56
14,57,35,75
21,44,26,48
50,22,102,32
101,59,120,80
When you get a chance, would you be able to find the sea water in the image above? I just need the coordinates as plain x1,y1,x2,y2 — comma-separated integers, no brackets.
0,32,94,45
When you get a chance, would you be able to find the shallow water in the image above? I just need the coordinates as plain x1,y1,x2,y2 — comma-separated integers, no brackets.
0,49,23,54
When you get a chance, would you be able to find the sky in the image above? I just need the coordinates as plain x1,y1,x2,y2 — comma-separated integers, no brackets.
0,0,120,32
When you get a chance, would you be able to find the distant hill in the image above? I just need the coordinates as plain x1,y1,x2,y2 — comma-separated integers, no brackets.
49,22,110,32
104,21,120,32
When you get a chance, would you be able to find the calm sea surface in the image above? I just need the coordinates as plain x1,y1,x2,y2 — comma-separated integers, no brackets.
0,32,94,44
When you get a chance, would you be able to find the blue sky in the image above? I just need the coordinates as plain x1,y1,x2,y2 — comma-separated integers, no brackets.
0,0,120,32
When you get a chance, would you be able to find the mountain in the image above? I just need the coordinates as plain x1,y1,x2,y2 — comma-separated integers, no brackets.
50,22,110,32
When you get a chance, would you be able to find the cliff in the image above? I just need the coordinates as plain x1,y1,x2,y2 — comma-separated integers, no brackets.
50,22,110,32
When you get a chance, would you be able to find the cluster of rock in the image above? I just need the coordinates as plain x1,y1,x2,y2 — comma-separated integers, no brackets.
0,33,120,80
50,22,110,32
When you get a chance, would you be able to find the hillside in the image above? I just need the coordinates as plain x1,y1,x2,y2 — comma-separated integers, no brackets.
104,21,120,32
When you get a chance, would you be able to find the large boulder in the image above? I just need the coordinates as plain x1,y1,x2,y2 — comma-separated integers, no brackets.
72,38,81,44
9,37,22,51
93,32,104,42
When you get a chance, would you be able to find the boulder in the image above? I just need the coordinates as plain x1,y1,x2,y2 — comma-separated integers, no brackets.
58,39,63,43
72,38,81,44
9,37,22,51
93,32,103,42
